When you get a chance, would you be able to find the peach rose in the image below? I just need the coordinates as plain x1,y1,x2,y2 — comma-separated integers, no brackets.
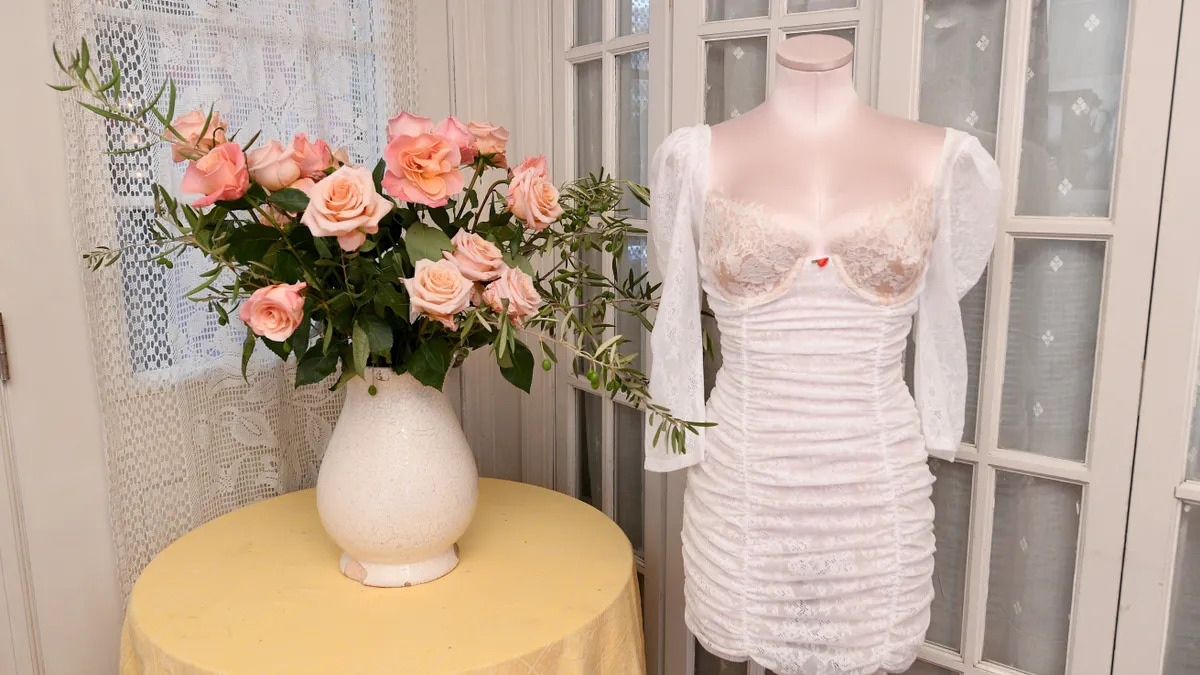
433,116,476,165
387,111,433,143
288,177,317,196
292,133,334,181
444,230,505,282
332,146,351,168
239,282,307,341
181,143,250,208
246,139,302,192
468,121,509,168
382,133,464,207
300,165,393,252
506,156,563,231
482,266,542,327
169,109,229,163
403,259,473,330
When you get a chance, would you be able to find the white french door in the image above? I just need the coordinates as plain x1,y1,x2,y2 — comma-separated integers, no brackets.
1112,0,1200,671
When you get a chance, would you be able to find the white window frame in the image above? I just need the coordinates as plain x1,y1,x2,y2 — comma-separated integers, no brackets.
551,1,671,672
877,1,1180,674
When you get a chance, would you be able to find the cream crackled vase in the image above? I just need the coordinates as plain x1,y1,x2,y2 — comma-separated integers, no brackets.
316,368,478,587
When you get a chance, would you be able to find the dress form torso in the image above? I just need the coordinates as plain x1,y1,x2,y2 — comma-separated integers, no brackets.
708,34,946,251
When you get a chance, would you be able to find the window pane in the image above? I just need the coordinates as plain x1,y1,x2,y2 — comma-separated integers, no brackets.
920,0,1008,156
984,471,1081,675
1016,0,1130,217
574,0,602,46
928,458,973,652
787,0,856,13
900,662,958,675
704,37,768,124
616,235,648,373
614,404,644,556
961,269,988,444
1165,503,1200,674
619,0,649,36
784,26,857,50
695,638,747,674
999,239,1105,462
576,390,604,507
575,59,603,179
706,0,768,21
618,49,650,219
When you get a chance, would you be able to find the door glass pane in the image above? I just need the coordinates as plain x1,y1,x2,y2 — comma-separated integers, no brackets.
787,0,856,13
619,0,650,36
614,403,644,556
704,37,768,124
984,471,1082,675
575,59,603,179
999,239,1106,462
574,0,603,46
920,0,1008,156
928,458,973,652
1016,0,1131,217
616,235,648,372
1165,503,1200,674
695,639,747,674
576,390,604,507
706,0,768,21
961,270,988,445
618,49,650,220
901,662,958,675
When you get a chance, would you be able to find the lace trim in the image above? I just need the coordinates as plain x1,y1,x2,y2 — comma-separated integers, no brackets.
700,186,936,307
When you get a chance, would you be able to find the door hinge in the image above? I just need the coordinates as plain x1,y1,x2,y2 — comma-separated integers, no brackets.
0,313,9,381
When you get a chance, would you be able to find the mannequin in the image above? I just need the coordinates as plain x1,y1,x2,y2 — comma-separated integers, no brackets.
709,34,946,252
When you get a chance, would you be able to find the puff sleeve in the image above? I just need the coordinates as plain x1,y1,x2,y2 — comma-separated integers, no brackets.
644,126,710,472
914,130,1002,461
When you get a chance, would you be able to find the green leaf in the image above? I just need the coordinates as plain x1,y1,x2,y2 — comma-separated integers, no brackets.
405,223,454,263
79,37,90,76
227,223,282,264
352,322,370,376
499,339,535,393
47,83,76,92
312,235,333,259
79,101,125,121
267,187,311,213
138,80,167,118
290,318,312,363
261,338,290,361
429,206,450,229
104,143,155,156
627,181,650,208
409,338,453,389
357,315,394,356
241,328,256,381
374,282,409,322
372,158,386,194
273,250,304,283
241,129,263,153
502,251,535,275
166,79,177,131
295,346,341,386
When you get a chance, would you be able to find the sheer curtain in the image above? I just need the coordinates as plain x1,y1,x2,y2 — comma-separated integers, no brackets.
48,0,416,596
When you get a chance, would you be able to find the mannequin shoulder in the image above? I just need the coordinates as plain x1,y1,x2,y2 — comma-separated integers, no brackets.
862,111,947,180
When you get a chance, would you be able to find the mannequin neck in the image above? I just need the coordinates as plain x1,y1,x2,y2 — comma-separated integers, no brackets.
765,61,862,132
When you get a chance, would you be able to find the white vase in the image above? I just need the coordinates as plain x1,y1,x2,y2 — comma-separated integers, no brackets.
316,368,478,587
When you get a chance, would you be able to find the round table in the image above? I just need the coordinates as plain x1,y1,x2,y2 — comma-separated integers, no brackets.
119,479,645,674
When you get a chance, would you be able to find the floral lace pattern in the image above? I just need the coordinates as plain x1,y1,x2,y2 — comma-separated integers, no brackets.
700,193,810,305
832,187,935,305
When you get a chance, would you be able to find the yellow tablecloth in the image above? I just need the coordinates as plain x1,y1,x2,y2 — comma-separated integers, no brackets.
120,478,645,674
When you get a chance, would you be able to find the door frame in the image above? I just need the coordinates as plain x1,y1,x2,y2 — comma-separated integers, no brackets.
1112,0,1199,668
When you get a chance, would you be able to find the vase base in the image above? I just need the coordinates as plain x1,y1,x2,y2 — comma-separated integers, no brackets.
339,547,459,587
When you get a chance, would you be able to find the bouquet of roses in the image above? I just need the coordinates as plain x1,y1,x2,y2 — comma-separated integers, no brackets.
51,39,707,453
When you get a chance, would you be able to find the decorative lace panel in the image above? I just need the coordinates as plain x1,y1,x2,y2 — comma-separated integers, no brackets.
832,186,936,306
700,193,810,305
48,0,417,597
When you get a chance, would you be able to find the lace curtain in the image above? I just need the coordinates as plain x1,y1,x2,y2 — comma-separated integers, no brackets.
47,0,416,596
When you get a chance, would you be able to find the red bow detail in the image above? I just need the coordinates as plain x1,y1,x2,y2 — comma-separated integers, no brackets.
814,257,830,268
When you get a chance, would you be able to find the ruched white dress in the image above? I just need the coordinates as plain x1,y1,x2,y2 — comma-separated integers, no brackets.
644,126,1001,675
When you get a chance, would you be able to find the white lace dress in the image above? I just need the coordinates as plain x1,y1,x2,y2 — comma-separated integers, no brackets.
644,125,1002,675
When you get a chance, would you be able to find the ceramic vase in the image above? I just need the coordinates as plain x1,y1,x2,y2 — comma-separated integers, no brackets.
316,368,478,587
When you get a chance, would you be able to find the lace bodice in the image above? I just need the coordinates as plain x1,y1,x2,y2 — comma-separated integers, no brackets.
703,186,936,307
645,125,1002,472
